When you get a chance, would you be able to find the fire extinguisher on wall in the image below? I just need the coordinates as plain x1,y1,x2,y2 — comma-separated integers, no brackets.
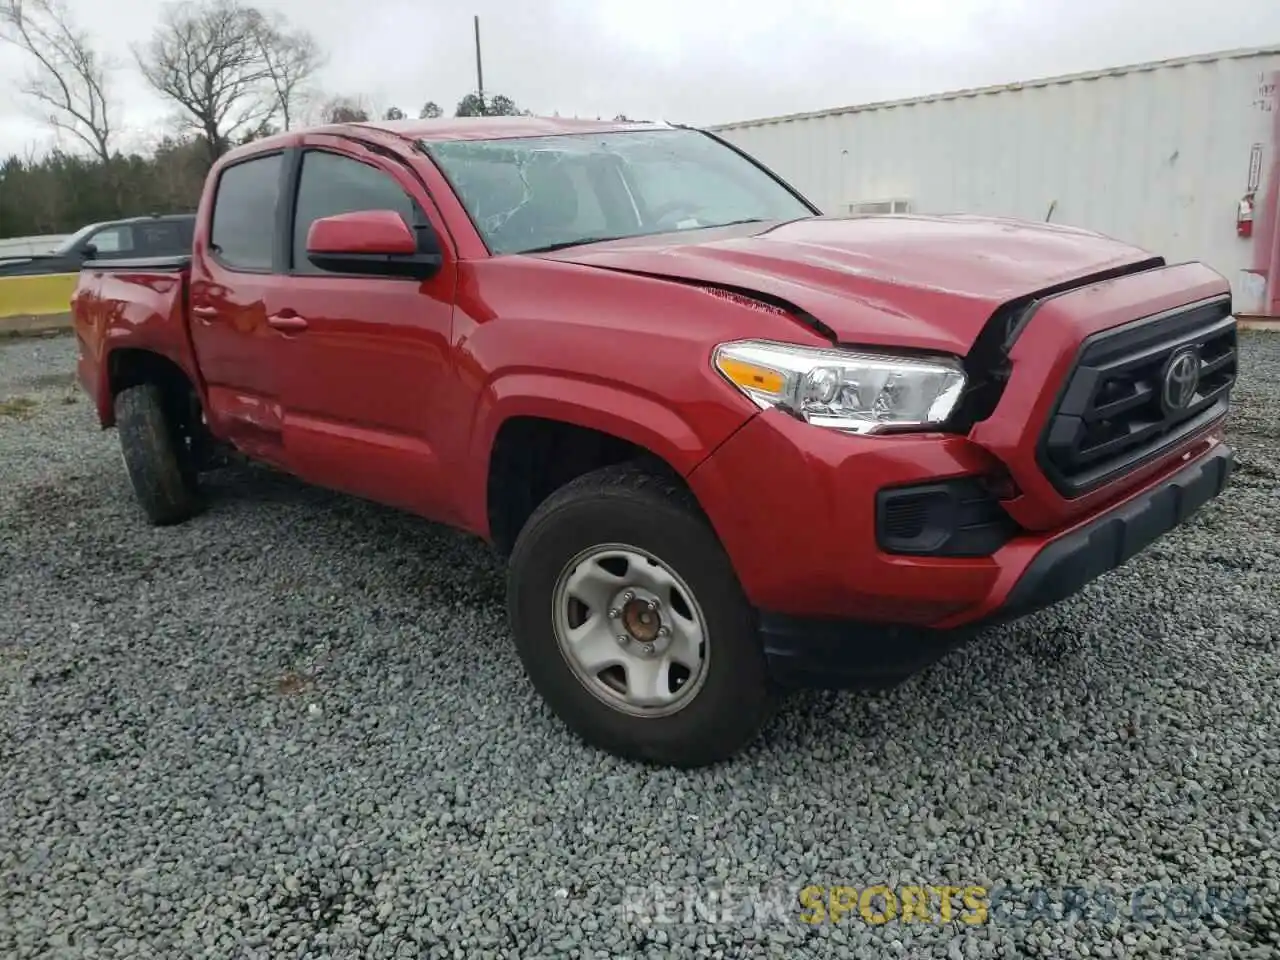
1237,192,1255,238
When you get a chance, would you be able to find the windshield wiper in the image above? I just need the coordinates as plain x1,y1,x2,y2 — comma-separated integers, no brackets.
522,235,629,254
522,218,774,255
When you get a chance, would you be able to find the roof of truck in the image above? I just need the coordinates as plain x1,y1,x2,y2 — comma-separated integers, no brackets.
360,116,668,142
220,116,673,165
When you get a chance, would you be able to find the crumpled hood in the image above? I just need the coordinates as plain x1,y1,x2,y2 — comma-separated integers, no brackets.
537,214,1161,354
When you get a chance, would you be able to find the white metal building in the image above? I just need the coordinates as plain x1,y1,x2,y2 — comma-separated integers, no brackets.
712,46,1280,318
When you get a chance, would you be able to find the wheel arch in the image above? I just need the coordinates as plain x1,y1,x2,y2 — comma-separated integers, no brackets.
473,376,733,555
104,347,201,430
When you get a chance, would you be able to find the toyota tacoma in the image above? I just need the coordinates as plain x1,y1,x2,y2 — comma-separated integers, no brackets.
71,117,1238,767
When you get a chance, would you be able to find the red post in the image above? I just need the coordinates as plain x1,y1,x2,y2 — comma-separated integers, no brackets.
1255,70,1280,318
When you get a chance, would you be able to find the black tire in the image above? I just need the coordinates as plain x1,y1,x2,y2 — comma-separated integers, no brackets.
114,382,201,526
507,462,778,768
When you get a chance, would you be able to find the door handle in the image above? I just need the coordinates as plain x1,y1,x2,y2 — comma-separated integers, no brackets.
267,313,309,333
191,305,218,318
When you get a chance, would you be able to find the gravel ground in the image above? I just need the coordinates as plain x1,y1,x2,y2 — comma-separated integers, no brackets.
1,331,1277,960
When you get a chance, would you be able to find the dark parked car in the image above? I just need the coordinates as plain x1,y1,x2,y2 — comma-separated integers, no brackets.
0,214,195,277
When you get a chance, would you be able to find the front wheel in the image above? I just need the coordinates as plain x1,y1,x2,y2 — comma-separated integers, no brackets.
507,463,777,768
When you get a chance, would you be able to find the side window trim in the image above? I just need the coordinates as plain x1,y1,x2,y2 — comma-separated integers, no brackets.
285,145,432,280
360,137,462,255
278,147,304,273
207,149,289,275
686,126,822,215
419,146,496,256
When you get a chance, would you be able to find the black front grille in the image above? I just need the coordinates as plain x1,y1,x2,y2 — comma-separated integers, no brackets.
1039,295,1237,497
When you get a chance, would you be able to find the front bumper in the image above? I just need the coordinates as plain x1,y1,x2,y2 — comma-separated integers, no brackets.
759,443,1233,687
686,407,1232,688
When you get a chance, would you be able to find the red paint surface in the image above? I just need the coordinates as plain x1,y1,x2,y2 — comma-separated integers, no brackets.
72,120,1235,629
306,210,417,256
689,405,1227,626
690,261,1231,624
543,214,1157,355
966,262,1230,531
71,264,204,428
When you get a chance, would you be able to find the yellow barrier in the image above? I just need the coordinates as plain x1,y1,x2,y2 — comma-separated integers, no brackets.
0,272,78,319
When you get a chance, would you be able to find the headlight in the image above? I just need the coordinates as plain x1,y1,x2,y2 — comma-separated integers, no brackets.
713,339,966,434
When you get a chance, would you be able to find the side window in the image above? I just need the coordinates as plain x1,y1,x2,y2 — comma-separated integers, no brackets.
210,153,283,270
137,221,186,257
292,151,419,274
86,225,134,256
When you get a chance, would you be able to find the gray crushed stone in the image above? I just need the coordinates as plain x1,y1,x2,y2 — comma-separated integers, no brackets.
1,330,1277,959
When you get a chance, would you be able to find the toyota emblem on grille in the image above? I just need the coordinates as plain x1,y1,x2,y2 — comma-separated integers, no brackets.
1161,347,1201,413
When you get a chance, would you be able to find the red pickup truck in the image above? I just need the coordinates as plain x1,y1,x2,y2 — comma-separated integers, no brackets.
72,117,1238,767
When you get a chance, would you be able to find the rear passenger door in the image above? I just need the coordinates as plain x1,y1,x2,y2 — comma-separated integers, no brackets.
265,137,459,517
188,150,292,466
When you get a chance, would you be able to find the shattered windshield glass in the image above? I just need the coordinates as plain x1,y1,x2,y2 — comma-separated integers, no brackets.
423,128,814,255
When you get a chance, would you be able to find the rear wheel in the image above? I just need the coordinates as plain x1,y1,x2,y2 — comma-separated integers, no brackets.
114,382,202,526
507,463,777,767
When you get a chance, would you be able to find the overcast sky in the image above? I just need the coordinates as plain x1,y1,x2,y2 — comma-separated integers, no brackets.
1,0,1279,156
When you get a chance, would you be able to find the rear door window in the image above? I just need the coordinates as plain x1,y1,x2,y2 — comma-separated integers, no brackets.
210,154,284,270
136,220,190,257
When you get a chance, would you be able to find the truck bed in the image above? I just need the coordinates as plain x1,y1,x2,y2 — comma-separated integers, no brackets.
71,256,199,429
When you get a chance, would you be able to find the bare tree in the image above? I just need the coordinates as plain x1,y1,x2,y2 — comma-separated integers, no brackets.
320,96,370,124
0,0,115,162
135,0,277,165
245,9,322,131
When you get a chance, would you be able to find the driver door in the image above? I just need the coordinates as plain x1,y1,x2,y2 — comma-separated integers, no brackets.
265,137,460,519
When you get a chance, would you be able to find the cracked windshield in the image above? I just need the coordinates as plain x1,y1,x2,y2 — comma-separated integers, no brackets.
426,129,813,253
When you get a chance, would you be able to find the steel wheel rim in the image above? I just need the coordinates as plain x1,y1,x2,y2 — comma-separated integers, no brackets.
551,542,711,718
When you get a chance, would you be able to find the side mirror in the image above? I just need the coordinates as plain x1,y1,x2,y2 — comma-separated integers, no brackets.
306,210,442,278
80,242,98,260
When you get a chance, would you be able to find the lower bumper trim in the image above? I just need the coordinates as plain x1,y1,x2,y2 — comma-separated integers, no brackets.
998,444,1232,621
